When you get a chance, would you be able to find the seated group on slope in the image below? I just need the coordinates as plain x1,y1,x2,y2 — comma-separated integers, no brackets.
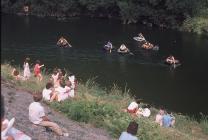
126,99,175,128
42,68,77,102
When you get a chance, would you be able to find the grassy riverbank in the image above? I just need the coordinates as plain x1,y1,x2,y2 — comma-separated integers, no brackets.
1,63,208,140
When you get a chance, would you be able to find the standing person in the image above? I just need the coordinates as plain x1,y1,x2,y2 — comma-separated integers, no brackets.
23,57,31,80
29,92,69,136
34,60,44,81
119,121,139,140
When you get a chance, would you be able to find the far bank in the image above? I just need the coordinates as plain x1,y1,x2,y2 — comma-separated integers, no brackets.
1,0,208,36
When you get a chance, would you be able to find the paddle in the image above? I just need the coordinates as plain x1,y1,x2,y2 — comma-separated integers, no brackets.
129,52,134,55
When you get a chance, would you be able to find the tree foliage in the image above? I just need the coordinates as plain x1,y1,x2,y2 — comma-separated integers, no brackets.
1,0,208,32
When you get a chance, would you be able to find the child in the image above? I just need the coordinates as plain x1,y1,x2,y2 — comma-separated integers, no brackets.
68,74,77,97
51,69,59,86
29,92,68,136
34,60,44,81
127,99,141,114
155,108,165,126
11,68,25,81
55,80,70,102
136,104,151,117
162,111,175,127
42,82,54,101
65,80,73,98
23,57,31,80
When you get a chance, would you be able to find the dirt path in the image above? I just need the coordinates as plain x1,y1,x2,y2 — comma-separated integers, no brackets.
1,83,114,140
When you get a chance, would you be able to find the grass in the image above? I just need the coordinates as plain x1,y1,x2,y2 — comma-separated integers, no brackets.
1,63,208,140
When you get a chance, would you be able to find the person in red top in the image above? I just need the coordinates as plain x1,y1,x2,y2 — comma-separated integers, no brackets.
34,60,44,81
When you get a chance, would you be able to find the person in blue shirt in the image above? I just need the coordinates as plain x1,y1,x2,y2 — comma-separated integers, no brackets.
162,111,175,127
119,121,139,140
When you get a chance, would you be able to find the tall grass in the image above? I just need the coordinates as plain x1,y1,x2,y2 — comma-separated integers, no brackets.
1,63,208,139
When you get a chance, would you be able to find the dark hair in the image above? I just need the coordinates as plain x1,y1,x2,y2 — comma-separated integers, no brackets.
1,95,5,119
33,92,42,102
142,104,150,108
136,99,141,104
13,69,19,76
25,57,30,63
127,121,138,135
69,73,74,76
36,60,40,64
46,82,53,89
53,69,58,75
61,69,66,77
60,80,65,88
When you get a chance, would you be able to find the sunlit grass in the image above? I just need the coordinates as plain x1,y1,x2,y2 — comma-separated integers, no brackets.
1,63,208,139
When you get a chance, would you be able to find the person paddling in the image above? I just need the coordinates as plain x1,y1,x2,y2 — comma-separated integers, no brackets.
166,55,178,64
57,36,71,48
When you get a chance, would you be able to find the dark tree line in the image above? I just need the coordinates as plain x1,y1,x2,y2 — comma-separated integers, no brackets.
1,0,208,34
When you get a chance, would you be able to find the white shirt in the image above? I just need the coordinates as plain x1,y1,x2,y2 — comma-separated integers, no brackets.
55,86,68,101
128,102,139,110
119,132,138,140
42,88,52,101
142,108,151,117
29,102,45,124
52,73,59,84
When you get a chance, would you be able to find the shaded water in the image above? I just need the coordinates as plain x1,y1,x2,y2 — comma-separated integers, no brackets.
1,14,208,116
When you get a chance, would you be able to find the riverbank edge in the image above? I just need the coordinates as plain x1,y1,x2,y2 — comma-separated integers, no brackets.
1,63,208,139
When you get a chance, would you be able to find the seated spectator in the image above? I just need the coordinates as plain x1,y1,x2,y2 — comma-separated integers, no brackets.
119,121,139,140
51,69,59,85
65,80,74,98
55,80,70,102
162,111,175,128
1,95,14,140
127,99,141,114
68,73,77,96
155,108,165,126
29,92,68,136
136,104,151,117
11,68,25,81
42,82,55,101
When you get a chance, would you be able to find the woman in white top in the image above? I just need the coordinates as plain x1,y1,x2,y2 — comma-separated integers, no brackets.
119,121,139,140
23,58,31,79
136,104,151,117
127,100,141,114
55,80,70,102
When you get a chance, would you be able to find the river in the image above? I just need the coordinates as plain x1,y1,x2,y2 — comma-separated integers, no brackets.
1,14,208,116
